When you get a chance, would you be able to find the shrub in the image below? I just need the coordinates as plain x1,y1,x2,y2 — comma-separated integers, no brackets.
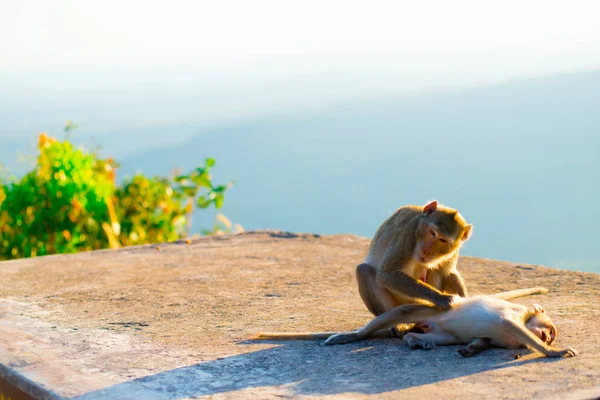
0,132,238,260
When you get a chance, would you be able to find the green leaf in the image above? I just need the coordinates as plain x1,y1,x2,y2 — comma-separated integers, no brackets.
181,186,198,197
212,184,229,193
190,174,212,189
205,158,216,168
214,193,224,208
196,196,212,209
173,175,189,183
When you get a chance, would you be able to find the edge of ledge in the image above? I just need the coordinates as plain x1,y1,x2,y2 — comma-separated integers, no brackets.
0,362,65,400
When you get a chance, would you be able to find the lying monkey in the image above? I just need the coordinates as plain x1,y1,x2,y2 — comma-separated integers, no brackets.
252,288,579,358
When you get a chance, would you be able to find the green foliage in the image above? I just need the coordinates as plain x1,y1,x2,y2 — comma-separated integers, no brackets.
0,132,237,260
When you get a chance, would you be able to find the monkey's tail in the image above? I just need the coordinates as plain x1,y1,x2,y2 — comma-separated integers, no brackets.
251,332,336,340
491,287,549,300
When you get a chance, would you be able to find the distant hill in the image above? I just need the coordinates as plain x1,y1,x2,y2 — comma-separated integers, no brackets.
120,70,600,272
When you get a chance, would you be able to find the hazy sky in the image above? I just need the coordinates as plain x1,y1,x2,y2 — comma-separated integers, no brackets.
2,1,600,137
3,1,600,72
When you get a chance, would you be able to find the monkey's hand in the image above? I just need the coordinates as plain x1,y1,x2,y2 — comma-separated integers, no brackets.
547,347,579,358
414,322,434,333
434,294,458,310
529,304,546,314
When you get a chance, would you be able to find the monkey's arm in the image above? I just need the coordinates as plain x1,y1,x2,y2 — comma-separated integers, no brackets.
377,270,453,309
491,287,549,300
442,272,468,297
501,319,578,358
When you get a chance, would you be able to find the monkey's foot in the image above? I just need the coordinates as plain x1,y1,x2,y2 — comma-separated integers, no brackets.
547,347,579,358
324,332,360,345
458,346,477,357
404,334,436,350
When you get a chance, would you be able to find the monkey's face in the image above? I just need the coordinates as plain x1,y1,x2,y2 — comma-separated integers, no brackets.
526,314,558,345
414,221,458,264
414,206,473,264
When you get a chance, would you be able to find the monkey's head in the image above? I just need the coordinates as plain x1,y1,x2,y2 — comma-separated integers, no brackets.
526,311,558,345
414,200,473,264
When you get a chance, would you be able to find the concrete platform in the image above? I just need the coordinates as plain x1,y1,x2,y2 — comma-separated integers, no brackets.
0,231,599,399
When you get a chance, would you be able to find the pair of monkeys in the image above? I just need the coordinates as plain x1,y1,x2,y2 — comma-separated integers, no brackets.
254,201,578,358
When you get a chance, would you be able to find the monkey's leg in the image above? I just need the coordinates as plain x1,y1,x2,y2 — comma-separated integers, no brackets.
457,338,492,357
357,262,420,337
403,332,458,350
356,263,412,338
442,272,468,297
356,263,398,315
324,303,441,345
500,320,578,358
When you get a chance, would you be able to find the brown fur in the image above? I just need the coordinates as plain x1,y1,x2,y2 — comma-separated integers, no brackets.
359,200,472,323
252,200,475,342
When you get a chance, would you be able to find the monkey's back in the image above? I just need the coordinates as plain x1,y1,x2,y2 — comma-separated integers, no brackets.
365,205,422,266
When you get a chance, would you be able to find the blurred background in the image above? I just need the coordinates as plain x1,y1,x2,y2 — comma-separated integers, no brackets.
1,1,599,271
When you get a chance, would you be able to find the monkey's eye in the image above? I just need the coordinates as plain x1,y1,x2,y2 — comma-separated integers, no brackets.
439,238,447,243
429,229,436,237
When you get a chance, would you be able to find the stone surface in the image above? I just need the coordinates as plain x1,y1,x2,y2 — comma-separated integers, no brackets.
0,231,599,399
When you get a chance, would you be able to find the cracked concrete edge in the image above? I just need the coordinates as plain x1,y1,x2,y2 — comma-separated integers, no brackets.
0,362,65,400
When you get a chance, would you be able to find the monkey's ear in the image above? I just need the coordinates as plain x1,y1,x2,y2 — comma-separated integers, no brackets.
423,200,438,215
462,224,473,241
